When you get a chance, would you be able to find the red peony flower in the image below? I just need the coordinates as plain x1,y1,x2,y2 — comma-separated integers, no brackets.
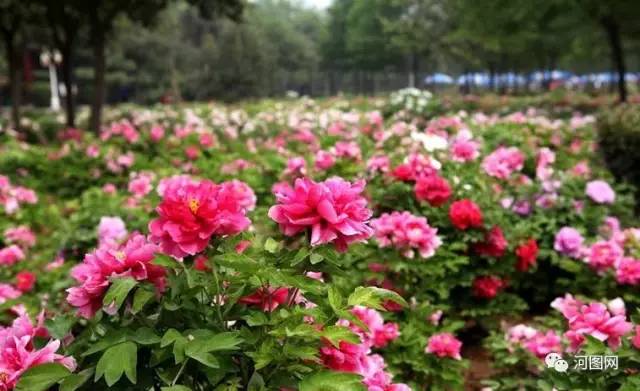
472,275,506,299
449,199,483,230
474,226,508,257
516,239,538,272
268,177,373,252
193,255,210,271
149,177,251,259
239,286,290,312
414,175,452,207
15,271,36,292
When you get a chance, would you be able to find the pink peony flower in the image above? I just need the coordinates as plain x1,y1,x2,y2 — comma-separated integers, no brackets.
314,150,336,170
523,330,562,359
615,257,640,285
631,326,640,349
428,310,443,326
563,302,632,352
586,241,623,273
268,177,373,252
507,324,538,344
0,283,21,305
535,148,555,181
150,125,165,142
554,227,584,259
97,216,127,246
185,145,200,160
86,144,100,158
128,173,154,198
219,180,256,212
425,333,462,360
66,233,166,318
199,132,216,148
482,146,524,179
570,161,590,177
149,177,251,259
450,130,480,162
320,340,368,373
341,306,400,349
284,157,307,177
3,226,36,248
333,141,361,160
366,155,390,174
320,306,405,391
585,180,615,204
0,313,76,390
371,211,441,258
102,183,117,194
0,246,25,266
551,294,583,319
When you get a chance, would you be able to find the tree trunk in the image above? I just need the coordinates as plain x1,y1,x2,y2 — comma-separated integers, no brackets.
601,16,627,103
488,62,496,92
4,33,21,131
407,53,416,88
90,31,106,132
61,45,75,128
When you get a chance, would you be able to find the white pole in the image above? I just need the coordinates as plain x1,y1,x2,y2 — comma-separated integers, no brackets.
49,63,60,111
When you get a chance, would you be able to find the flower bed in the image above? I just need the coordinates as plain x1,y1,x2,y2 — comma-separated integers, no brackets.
1,95,639,390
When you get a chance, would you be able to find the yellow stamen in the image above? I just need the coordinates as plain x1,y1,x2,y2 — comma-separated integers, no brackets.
188,198,200,213
114,251,126,261
0,372,9,383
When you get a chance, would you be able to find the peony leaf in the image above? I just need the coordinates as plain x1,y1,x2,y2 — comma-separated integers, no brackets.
299,371,366,391
347,286,407,311
102,277,138,313
15,363,71,391
95,341,137,386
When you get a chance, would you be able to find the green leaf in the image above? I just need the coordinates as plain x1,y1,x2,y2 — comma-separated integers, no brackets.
291,248,309,266
247,371,265,391
299,371,366,391
184,331,242,367
161,329,182,348
321,326,360,347
131,327,161,345
153,254,178,268
216,253,261,273
102,277,138,313
347,287,407,311
82,330,127,356
95,342,138,386
310,253,324,264
59,368,94,391
243,311,269,326
45,315,76,340
132,286,155,314
328,286,344,313
198,332,243,352
186,350,220,368
161,386,193,391
15,363,71,391
264,238,280,253
161,329,188,363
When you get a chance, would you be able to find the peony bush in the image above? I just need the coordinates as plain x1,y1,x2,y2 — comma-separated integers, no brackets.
1,92,639,390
